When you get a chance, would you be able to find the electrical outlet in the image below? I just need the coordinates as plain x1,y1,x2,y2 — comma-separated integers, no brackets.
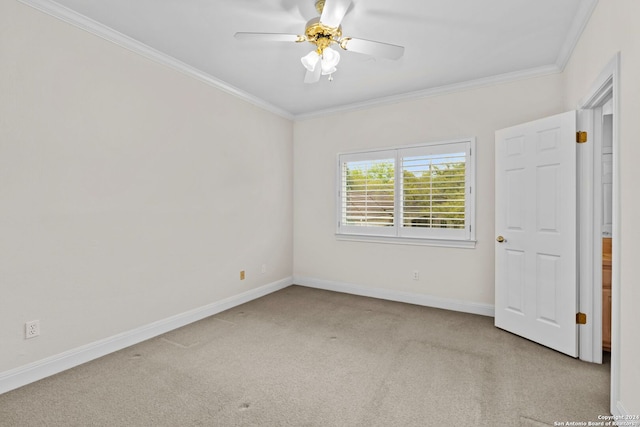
25,320,40,339
261,264,266,274
240,270,245,280
412,270,420,280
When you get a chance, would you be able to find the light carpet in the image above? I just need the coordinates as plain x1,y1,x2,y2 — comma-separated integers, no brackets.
0,285,610,426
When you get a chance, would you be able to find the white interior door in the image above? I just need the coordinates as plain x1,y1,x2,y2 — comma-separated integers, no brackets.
495,111,578,357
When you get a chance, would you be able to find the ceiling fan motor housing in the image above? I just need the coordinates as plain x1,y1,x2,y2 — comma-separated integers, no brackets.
305,17,342,54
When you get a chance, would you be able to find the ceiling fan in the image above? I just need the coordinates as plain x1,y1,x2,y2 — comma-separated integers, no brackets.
234,0,405,83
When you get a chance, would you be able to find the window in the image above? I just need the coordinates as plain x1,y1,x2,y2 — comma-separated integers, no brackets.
337,139,475,247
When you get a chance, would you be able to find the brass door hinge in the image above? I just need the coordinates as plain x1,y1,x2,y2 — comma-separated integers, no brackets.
576,312,587,325
576,131,588,143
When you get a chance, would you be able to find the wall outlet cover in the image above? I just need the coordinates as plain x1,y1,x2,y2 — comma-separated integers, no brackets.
25,320,40,339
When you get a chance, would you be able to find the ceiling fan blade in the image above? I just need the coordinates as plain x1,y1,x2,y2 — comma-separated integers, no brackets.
340,37,405,60
234,32,304,43
320,0,352,28
304,66,322,84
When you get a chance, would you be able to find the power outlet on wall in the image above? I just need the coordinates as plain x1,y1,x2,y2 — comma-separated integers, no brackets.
25,320,40,339
240,270,245,280
412,270,420,280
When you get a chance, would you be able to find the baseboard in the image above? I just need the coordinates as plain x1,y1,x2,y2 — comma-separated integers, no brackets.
1,276,493,394
0,277,293,395
294,276,495,317
613,401,640,427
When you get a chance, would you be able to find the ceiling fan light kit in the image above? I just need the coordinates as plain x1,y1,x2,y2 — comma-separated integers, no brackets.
235,0,405,84
301,47,340,78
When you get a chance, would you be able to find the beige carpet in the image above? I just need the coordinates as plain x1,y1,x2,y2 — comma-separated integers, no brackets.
0,285,610,426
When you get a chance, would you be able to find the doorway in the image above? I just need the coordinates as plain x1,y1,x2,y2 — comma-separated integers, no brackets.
576,53,620,415
600,97,613,354
494,53,620,416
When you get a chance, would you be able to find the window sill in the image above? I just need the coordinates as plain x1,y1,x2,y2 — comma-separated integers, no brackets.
335,233,477,249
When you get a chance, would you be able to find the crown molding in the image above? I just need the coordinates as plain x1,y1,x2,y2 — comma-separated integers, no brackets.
18,0,295,121
19,0,595,123
555,0,599,71
294,64,561,120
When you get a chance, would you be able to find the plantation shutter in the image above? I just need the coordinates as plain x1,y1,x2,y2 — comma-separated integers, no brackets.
337,139,474,244
399,142,470,239
338,150,396,236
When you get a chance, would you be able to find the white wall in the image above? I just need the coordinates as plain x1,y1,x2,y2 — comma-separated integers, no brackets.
0,1,293,372
293,74,564,306
562,0,640,415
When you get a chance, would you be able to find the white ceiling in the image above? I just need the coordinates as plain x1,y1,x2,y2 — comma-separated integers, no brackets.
26,0,598,118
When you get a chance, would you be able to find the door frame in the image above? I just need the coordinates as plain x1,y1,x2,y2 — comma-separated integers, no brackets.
576,53,620,414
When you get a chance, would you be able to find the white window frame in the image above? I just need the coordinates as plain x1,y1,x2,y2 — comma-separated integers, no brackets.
336,138,476,248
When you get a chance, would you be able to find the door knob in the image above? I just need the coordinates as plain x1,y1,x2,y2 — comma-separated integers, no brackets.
496,236,506,243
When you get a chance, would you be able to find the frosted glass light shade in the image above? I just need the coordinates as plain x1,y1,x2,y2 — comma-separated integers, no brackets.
301,51,321,72
321,47,340,75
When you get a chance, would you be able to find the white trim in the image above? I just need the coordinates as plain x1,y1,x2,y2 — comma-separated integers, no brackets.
295,276,495,317
577,106,600,364
295,65,560,120
335,234,476,249
555,0,600,70
0,277,293,395
17,0,294,121
612,402,640,427
609,53,622,421
337,137,476,157
577,53,621,415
